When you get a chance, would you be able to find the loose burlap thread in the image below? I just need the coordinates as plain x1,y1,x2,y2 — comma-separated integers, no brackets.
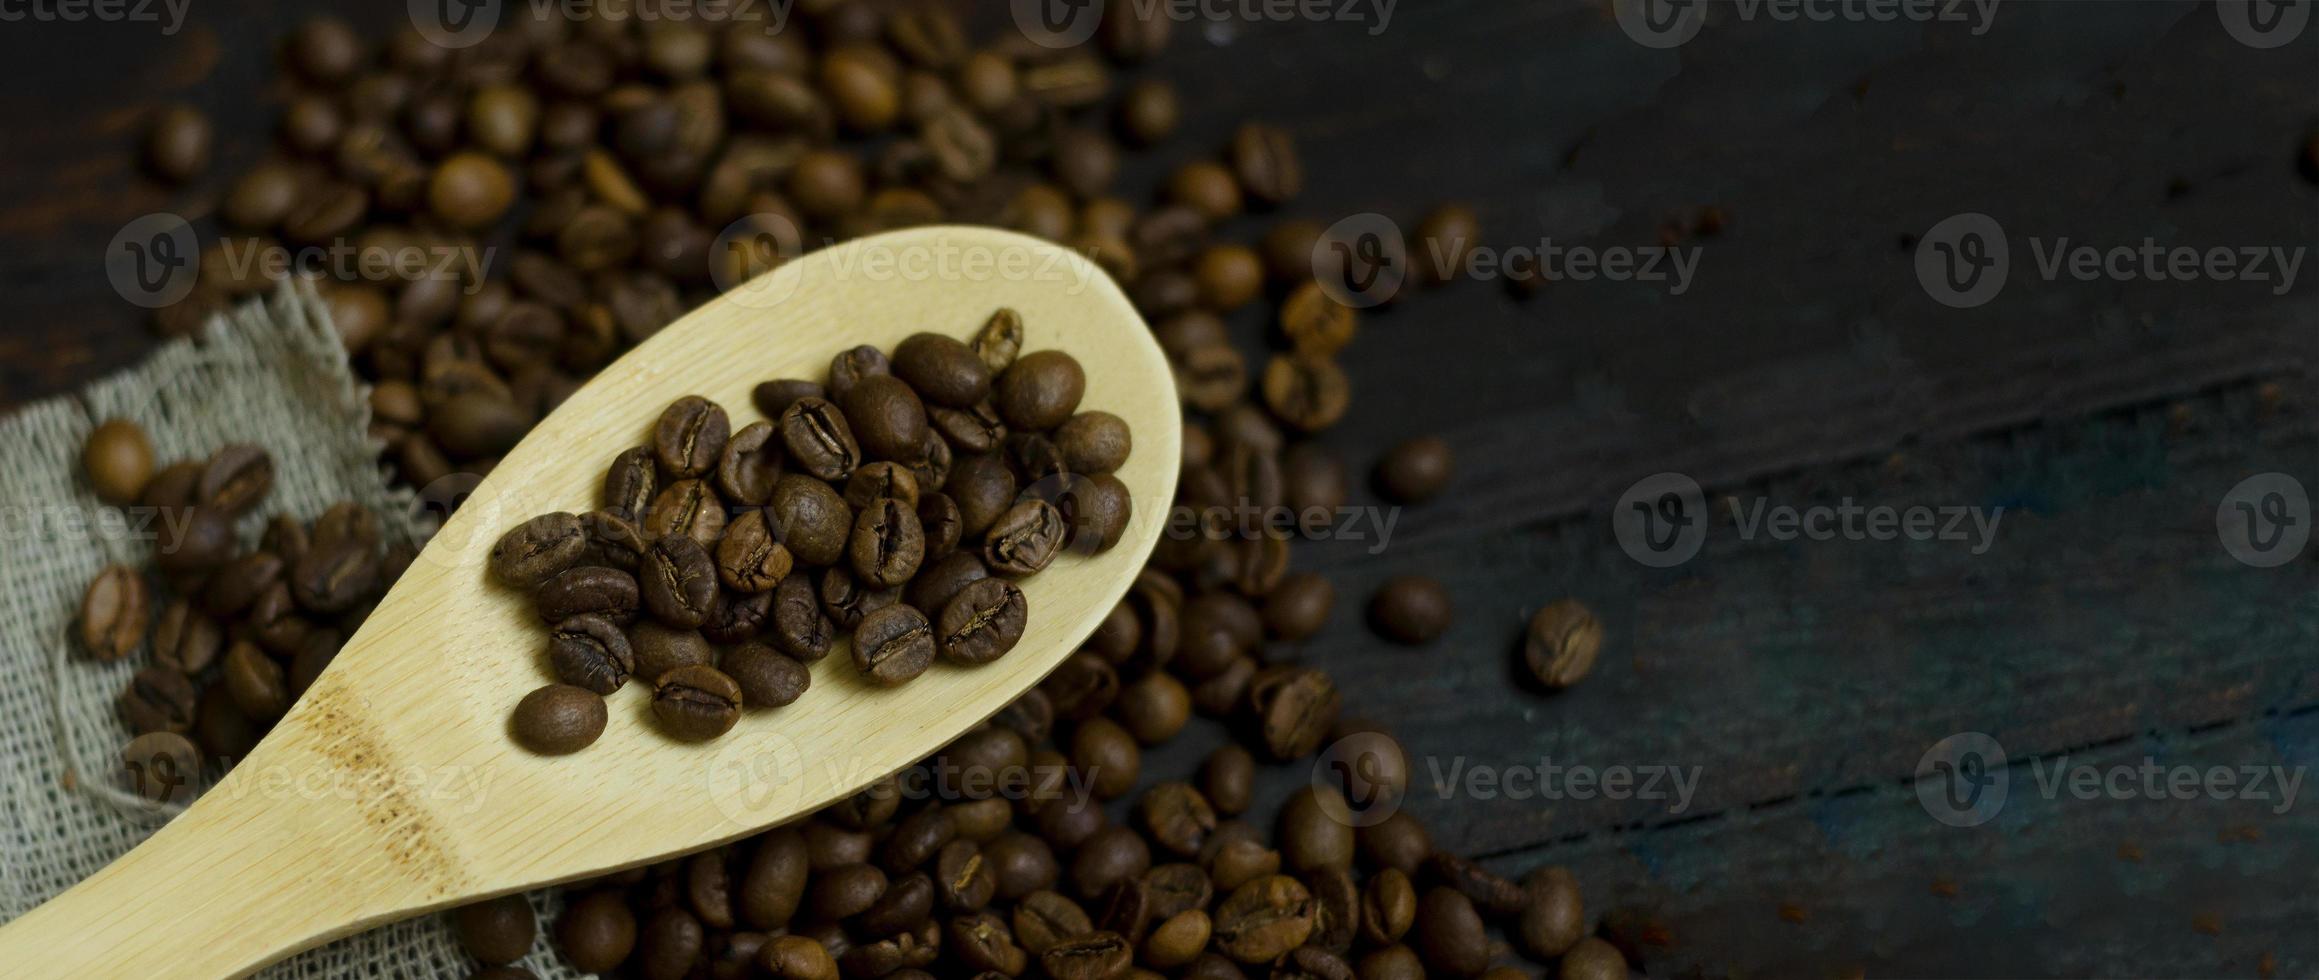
0,284,578,978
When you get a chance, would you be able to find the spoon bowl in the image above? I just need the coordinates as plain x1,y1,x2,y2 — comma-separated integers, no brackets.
0,226,1178,978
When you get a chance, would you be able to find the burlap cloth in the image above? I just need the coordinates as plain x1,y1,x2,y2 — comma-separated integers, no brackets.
0,284,578,978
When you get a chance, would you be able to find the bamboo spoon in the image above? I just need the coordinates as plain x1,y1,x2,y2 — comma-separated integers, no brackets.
0,226,1179,978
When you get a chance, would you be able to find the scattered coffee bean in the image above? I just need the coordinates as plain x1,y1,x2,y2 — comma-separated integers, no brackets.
512,684,607,755
1525,599,1602,689
83,418,155,504
1368,576,1450,645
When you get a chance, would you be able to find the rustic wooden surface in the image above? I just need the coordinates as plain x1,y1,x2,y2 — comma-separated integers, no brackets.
1,1,2315,977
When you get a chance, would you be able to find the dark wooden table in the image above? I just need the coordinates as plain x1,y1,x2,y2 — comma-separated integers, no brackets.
3,2,2316,976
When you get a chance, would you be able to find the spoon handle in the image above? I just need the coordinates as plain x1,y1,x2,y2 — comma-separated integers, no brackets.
0,688,450,978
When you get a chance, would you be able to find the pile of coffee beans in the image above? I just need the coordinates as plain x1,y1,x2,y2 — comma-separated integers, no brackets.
120,4,1642,976
496,324,1133,752
451,646,1634,979
73,425,412,803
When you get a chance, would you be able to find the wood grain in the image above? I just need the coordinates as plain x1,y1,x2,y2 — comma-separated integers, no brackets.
0,227,1181,978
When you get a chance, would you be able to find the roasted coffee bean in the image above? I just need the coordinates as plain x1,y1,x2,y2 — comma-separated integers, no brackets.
930,402,1007,454
849,497,926,588
716,420,784,506
1230,122,1302,206
194,447,273,518
1003,431,1068,484
946,453,1018,540
1558,936,1631,980
491,512,589,589
653,664,743,740
640,534,719,629
1199,745,1257,817
1168,160,1242,220
1525,599,1602,689
454,895,537,965
144,104,212,182
1041,930,1131,980
195,550,279,620
631,622,715,682
1056,473,1134,553
936,578,1026,665
156,506,237,576
1053,412,1132,476
221,639,289,721
118,666,198,736
1413,204,1482,286
1369,576,1451,644
558,889,637,971
893,332,992,408
513,683,607,754
810,861,888,920
1359,812,1434,877
643,478,728,548
636,906,704,980
949,910,1028,974
549,614,635,694
1135,782,1216,858
1415,887,1490,976
780,396,863,480
581,510,648,571
1375,436,1453,503
290,537,379,615
972,309,1025,375
760,932,836,979
858,871,935,936
937,838,998,910
1070,717,1142,802
244,581,311,656
733,571,811,657
1250,666,1340,760
1517,866,1585,959
79,564,150,662
882,805,957,872
1262,572,1334,641
1212,875,1315,963
826,345,890,401
994,350,1085,432
1361,868,1418,946
853,603,936,686
768,474,852,567
724,642,810,708
1261,354,1351,433
985,499,1065,576
843,461,920,511
83,418,155,504
120,729,200,804
1116,672,1191,745
819,565,899,630
717,510,795,593
605,446,660,518
843,375,929,462
1043,652,1122,724
753,379,827,420
917,492,963,559
1013,890,1092,956
536,566,640,623
1427,851,1525,919
1278,787,1354,872
1356,945,1422,980
151,599,223,674
990,688,1055,749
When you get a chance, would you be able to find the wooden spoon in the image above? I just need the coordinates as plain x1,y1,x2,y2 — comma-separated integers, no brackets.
0,226,1179,977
